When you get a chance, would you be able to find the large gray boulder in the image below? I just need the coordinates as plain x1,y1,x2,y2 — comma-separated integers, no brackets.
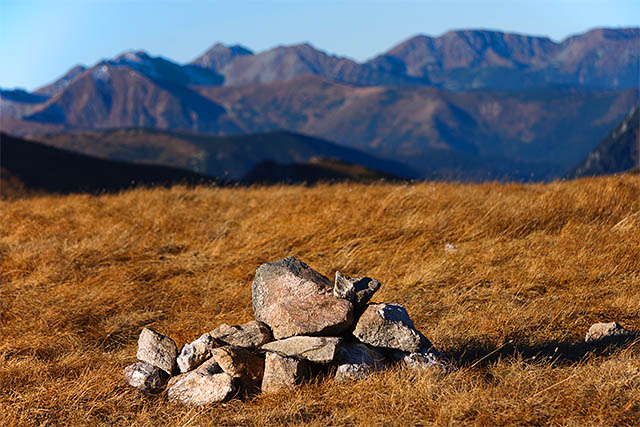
177,332,218,373
261,352,313,394
167,358,236,405
136,327,178,375
334,341,386,380
333,271,381,307
210,320,272,350
261,336,341,364
123,361,168,392
352,303,431,352
252,257,354,339
585,321,631,343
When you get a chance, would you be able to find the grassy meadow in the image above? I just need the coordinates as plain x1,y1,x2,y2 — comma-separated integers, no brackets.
1,175,639,425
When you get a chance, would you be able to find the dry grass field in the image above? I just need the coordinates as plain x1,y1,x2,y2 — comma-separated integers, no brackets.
1,175,639,426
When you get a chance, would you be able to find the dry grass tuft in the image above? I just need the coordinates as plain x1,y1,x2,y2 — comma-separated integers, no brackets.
1,175,639,425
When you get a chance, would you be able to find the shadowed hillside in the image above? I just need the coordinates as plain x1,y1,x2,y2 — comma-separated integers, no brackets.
567,104,640,178
0,133,217,199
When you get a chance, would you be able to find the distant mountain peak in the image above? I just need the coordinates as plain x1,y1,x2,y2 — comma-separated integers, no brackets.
191,43,253,71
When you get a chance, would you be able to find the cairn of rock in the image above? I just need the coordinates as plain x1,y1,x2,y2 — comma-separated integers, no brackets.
123,256,448,405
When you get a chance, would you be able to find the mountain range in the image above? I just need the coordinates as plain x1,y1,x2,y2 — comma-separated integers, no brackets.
1,27,639,181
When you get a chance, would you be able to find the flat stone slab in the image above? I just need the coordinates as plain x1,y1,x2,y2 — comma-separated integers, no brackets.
352,303,431,352
211,320,272,350
123,361,168,392
261,336,341,364
333,271,381,307
167,358,236,405
585,321,631,343
252,257,354,339
136,327,178,375
177,332,218,373
261,352,313,394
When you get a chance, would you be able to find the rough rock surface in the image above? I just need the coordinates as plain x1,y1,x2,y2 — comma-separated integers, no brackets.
136,327,178,375
123,361,168,391
211,321,272,350
390,349,451,373
261,352,313,393
352,303,431,352
167,358,236,405
333,271,381,307
585,321,631,343
210,346,264,393
252,257,354,339
261,336,341,364
177,332,218,373
334,341,386,380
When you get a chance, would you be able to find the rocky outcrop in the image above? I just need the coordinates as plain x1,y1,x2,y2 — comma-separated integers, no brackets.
252,257,354,339
261,352,313,393
136,327,178,375
261,336,341,364
585,322,631,343
333,271,381,308
123,361,168,392
124,256,448,404
352,303,431,352
210,321,272,349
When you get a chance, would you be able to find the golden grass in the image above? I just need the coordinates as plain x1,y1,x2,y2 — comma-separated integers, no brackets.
1,175,639,426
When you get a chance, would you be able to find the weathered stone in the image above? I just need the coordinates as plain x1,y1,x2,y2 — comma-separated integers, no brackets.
210,346,264,393
334,341,386,380
211,321,272,350
177,332,218,373
167,358,236,405
261,336,341,364
261,352,313,393
585,321,631,343
136,327,178,375
123,361,168,391
444,243,459,254
252,257,354,339
352,303,431,352
333,271,381,307
390,349,451,373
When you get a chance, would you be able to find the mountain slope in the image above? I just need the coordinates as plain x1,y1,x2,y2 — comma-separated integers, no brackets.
0,132,217,198
368,28,640,90
28,128,419,180
192,43,423,87
567,104,639,178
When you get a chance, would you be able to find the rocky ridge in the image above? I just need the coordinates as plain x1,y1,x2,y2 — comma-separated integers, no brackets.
123,256,448,405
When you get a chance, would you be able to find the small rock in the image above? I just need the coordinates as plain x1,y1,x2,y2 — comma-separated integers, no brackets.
585,321,631,343
167,358,236,405
261,352,313,393
333,271,381,307
352,303,431,352
177,332,218,373
211,320,272,350
444,243,459,254
252,256,354,339
334,341,386,380
123,361,168,392
210,346,265,393
136,327,178,375
262,336,341,364
390,349,451,373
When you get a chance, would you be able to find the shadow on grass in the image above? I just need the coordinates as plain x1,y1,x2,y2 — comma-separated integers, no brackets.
448,333,640,369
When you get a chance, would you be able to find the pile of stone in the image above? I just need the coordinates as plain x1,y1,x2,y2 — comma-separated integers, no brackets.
123,256,448,405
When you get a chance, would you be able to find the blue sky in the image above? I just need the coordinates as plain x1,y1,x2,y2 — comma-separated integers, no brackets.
1,0,638,91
